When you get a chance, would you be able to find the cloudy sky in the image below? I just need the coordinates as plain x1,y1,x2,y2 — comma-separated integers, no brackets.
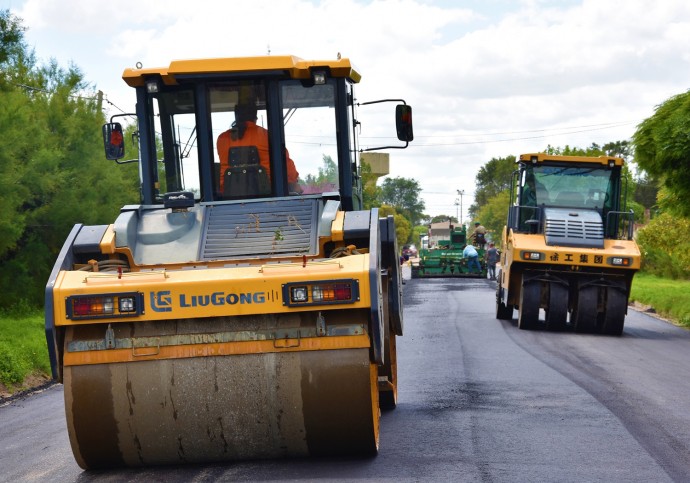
4,0,690,219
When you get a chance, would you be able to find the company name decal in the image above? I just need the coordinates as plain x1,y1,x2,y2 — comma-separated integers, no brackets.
151,290,267,312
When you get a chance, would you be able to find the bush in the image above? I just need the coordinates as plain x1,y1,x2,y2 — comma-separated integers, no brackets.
636,213,690,279
0,312,50,389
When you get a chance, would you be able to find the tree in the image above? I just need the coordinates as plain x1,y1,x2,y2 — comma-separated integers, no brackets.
633,90,690,216
302,154,338,192
0,13,138,307
430,215,457,224
378,205,410,249
360,160,381,210
468,155,515,219
544,140,631,158
475,190,511,246
0,10,24,66
379,177,425,227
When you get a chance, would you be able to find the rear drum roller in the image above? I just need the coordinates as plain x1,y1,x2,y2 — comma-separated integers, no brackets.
601,287,627,335
518,278,540,330
545,282,568,331
378,274,398,410
573,284,598,333
63,326,379,469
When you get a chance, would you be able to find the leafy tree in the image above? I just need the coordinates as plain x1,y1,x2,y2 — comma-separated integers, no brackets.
412,224,428,244
475,190,511,246
430,214,457,224
545,141,633,157
468,155,515,220
633,172,659,213
0,10,24,67
302,154,338,192
378,205,410,249
636,212,690,279
379,177,425,227
0,14,138,307
360,160,381,210
633,91,690,216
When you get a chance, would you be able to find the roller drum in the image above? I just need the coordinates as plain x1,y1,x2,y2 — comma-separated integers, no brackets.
64,346,379,468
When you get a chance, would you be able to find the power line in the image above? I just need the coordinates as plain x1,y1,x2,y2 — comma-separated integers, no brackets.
395,123,637,147
411,120,637,138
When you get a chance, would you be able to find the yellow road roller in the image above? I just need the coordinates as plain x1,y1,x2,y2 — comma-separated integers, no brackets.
496,153,641,335
45,55,412,468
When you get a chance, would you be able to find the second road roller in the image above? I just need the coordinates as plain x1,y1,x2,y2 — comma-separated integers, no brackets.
496,153,641,334
45,55,413,468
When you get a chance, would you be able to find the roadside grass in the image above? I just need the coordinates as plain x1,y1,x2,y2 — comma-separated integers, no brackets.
0,310,51,393
630,272,690,328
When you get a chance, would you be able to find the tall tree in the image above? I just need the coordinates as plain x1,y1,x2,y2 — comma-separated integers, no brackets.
378,205,410,248
468,155,515,219
633,90,690,216
302,154,338,192
360,160,381,210
0,13,138,306
475,190,511,246
0,10,24,66
379,177,425,228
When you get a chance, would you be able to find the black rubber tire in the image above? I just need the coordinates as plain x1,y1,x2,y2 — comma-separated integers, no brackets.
518,279,540,330
496,283,514,320
601,287,626,335
573,285,598,333
545,282,568,331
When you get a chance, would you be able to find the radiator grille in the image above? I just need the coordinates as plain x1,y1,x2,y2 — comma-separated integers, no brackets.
543,208,604,248
199,199,319,260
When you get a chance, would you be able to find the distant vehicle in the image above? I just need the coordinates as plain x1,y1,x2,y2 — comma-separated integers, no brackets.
402,244,418,259
496,152,641,334
412,225,487,278
420,235,429,250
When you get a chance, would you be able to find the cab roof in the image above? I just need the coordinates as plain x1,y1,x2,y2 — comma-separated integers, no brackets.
519,152,624,167
122,55,361,87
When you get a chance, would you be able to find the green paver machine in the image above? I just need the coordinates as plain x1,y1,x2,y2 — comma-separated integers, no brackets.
412,225,487,278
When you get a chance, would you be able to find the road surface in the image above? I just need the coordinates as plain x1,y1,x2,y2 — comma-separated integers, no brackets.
2,272,690,482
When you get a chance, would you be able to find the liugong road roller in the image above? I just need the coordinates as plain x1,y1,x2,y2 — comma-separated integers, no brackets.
44,55,413,468
496,153,641,334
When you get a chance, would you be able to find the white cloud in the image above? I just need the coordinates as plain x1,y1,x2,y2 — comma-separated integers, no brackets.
10,0,690,218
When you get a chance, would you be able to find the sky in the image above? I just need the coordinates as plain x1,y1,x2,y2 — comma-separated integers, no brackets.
4,0,690,221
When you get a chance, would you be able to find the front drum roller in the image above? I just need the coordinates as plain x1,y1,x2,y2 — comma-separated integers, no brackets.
63,325,379,469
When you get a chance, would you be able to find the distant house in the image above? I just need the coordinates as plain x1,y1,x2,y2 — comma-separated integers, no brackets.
428,221,452,248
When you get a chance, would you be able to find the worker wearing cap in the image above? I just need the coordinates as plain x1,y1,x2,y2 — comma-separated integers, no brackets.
470,221,487,248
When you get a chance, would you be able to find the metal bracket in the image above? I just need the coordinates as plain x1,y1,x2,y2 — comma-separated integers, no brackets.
273,329,301,348
316,312,326,336
105,324,115,349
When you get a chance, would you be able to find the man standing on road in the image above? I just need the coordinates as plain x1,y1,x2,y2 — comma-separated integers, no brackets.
485,243,500,280
463,244,481,274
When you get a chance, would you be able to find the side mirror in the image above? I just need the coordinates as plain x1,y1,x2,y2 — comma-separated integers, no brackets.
395,104,413,142
103,122,125,160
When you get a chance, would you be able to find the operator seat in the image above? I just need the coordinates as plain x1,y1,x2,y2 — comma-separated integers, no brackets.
223,146,271,197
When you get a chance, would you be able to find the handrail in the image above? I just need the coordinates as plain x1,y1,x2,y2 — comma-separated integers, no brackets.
606,210,635,240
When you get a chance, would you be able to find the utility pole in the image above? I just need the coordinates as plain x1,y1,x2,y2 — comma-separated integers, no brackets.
456,189,464,225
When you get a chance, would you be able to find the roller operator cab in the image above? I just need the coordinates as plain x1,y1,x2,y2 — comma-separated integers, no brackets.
45,56,413,469
495,153,641,335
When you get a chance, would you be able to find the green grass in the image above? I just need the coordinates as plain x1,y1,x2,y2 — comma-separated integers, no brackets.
630,272,690,327
0,310,51,391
